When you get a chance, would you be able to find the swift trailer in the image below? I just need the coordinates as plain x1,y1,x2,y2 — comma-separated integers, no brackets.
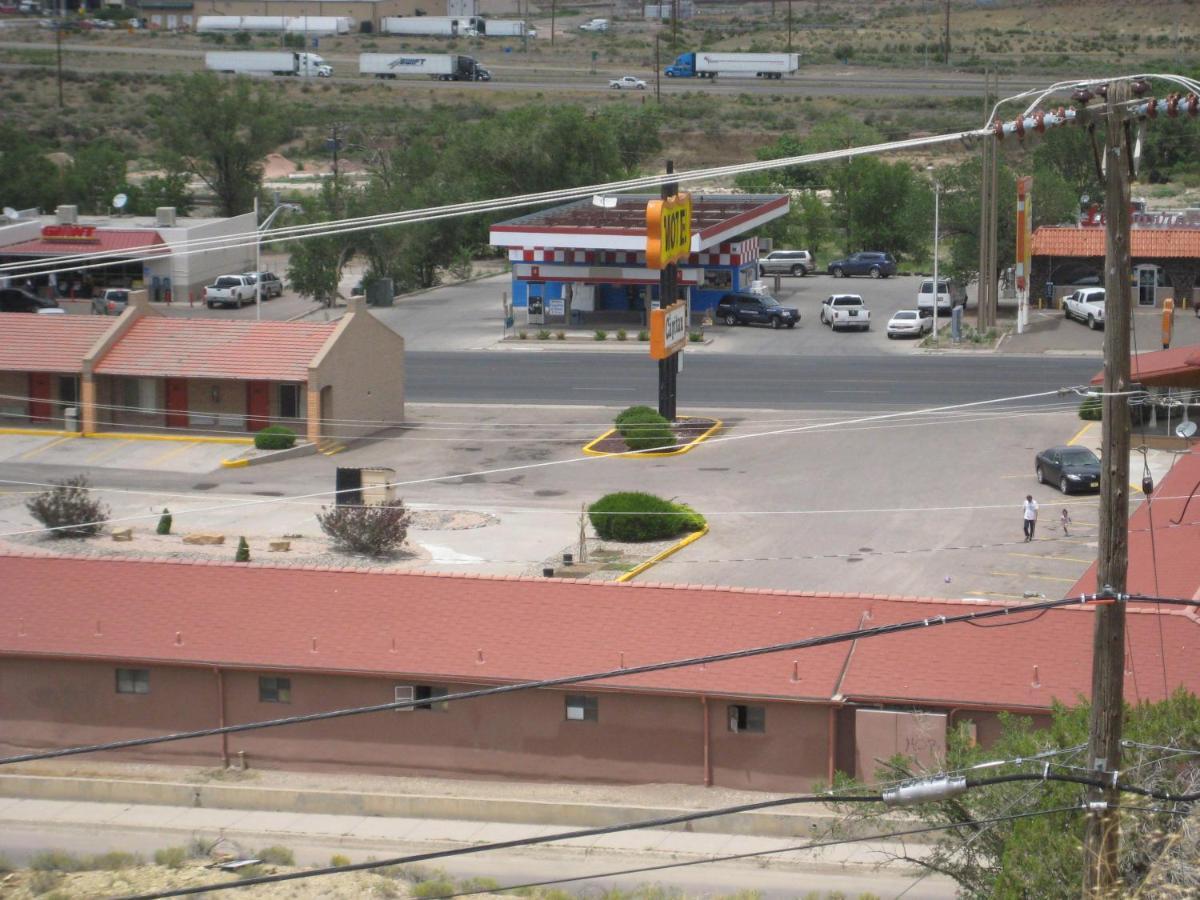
381,16,480,37
664,51,800,80
359,53,489,81
205,51,331,77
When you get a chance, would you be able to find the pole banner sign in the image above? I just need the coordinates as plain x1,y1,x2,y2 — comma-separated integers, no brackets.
646,192,692,270
649,300,687,360
1015,176,1033,291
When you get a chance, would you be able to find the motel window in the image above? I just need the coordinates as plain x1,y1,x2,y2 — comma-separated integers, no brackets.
279,384,301,420
565,695,598,723
58,376,79,407
727,704,765,734
258,676,292,704
115,668,149,695
121,377,156,413
395,684,448,712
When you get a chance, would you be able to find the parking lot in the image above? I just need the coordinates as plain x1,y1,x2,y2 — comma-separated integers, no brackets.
0,433,242,474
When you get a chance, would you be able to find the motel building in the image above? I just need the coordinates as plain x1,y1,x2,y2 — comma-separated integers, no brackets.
488,193,789,328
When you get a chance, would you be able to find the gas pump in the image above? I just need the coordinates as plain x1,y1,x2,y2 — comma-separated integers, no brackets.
526,291,544,325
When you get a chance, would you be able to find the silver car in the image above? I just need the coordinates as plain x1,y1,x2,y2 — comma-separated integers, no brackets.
759,250,814,277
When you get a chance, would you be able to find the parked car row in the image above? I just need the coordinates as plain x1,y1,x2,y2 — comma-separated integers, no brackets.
756,250,901,280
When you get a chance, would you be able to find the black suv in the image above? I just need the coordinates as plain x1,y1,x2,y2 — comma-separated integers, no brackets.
826,251,897,279
715,292,799,329
0,287,62,314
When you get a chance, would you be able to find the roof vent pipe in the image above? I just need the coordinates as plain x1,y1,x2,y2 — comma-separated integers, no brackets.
56,205,78,224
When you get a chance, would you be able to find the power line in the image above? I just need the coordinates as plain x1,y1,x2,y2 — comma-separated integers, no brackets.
111,770,1199,900
118,804,1089,900
0,385,1084,539
0,590,1187,769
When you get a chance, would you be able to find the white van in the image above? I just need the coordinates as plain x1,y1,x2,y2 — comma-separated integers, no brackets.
580,18,609,32
917,278,966,315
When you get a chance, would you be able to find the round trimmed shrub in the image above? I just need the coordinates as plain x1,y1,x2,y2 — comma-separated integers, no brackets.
588,492,705,542
254,425,297,450
615,406,674,451
1078,395,1102,420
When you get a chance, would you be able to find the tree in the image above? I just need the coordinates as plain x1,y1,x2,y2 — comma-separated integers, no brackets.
26,475,109,539
317,500,411,557
826,691,1200,898
61,141,127,215
286,180,358,306
833,156,929,260
0,127,63,212
151,74,290,216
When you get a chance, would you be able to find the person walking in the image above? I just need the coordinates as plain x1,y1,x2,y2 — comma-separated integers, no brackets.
1060,507,1071,537
1023,495,1039,542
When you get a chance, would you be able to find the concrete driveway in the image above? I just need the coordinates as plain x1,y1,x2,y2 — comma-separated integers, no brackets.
0,434,240,474
999,300,1200,355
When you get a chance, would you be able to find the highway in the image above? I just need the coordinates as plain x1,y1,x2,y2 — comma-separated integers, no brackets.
0,40,1048,98
405,351,1101,410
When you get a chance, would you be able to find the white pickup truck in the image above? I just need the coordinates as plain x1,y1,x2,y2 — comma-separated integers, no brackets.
820,293,871,332
1063,287,1105,330
204,274,257,309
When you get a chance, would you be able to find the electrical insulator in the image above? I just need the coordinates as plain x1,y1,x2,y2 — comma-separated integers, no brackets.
1132,78,1151,97
882,776,968,806
1072,86,1093,104
1167,94,1181,118
1143,475,1154,496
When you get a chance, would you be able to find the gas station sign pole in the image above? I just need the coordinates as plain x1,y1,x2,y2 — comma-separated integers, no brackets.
646,162,691,421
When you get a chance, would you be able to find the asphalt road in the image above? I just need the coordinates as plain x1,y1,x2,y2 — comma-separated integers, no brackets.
405,351,1102,409
0,40,1047,98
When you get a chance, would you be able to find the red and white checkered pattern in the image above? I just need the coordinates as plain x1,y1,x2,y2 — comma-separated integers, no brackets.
507,238,760,269
688,238,759,267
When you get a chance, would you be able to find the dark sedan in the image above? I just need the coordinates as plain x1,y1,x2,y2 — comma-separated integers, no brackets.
1035,445,1101,494
826,251,897,279
714,292,799,329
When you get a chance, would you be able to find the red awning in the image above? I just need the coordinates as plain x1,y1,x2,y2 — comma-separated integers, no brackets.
0,229,169,258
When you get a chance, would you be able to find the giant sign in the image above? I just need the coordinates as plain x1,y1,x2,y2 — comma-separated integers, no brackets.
646,193,692,270
649,300,687,360
41,225,99,243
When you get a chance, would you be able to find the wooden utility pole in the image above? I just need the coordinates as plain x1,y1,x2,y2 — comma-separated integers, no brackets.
55,25,64,108
943,0,951,64
550,0,555,47
655,33,661,104
1082,78,1133,897
985,79,999,326
787,0,793,53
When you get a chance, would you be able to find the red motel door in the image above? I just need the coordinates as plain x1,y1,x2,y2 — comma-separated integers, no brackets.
165,379,188,428
246,381,269,432
28,373,51,423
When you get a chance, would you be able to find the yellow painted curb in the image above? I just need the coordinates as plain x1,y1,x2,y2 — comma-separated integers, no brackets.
582,417,723,458
220,458,251,468
1066,422,1096,446
84,432,254,445
616,524,709,583
0,428,81,437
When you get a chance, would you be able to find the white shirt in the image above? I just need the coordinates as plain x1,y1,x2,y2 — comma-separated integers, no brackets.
1023,499,1039,521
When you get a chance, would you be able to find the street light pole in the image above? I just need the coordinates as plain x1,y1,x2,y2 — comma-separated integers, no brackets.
928,166,940,348
254,195,262,321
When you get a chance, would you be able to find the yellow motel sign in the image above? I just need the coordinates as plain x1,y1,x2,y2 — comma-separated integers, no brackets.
646,193,693,269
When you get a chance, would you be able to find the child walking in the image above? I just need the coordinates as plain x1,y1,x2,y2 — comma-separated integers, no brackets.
1060,508,1072,537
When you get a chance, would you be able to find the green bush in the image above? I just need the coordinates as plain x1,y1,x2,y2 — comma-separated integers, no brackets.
637,330,650,341
256,845,295,866
30,851,85,872
594,329,608,341
411,879,457,898
1079,395,1102,420
588,492,705,542
536,329,551,340
330,854,351,867
617,329,627,341
154,847,188,869
235,536,250,563
317,500,410,556
25,475,108,538
615,406,674,451
89,851,140,871
156,507,172,535
254,425,296,451
615,405,658,425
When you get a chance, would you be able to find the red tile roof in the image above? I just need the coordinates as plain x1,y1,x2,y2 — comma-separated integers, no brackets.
0,230,168,257
1088,344,1200,385
1033,226,1200,258
0,315,113,373
93,318,338,381
2,554,1196,711
1068,448,1200,604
